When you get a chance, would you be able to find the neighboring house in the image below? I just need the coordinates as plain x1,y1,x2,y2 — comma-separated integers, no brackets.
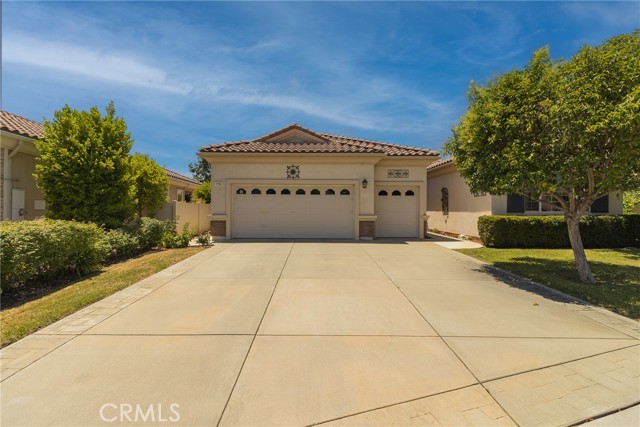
1,109,205,224
198,124,439,240
426,158,623,238
0,111,46,221
155,168,210,233
164,168,200,202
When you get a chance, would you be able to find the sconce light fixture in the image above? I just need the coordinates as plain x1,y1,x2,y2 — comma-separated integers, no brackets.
362,178,368,189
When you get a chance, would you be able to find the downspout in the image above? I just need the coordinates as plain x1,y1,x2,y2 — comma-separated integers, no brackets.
9,141,24,158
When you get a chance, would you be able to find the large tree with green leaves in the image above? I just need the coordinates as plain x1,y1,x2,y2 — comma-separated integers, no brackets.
445,32,640,283
35,102,135,229
130,153,169,217
188,157,211,182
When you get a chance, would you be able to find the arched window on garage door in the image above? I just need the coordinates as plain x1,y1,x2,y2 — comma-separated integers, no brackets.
378,190,388,196
340,189,350,195
325,189,335,195
251,188,261,194
405,190,415,196
266,189,276,195
311,189,320,195
281,189,291,195
392,190,401,196
236,188,246,195
296,189,306,195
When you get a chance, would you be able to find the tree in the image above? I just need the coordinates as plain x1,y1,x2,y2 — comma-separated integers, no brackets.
445,32,640,283
35,102,135,229
188,157,211,182
129,153,169,216
623,190,640,213
193,180,211,204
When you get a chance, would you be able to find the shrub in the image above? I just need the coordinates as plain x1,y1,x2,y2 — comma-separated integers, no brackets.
478,215,640,248
103,229,140,262
124,217,166,250
0,220,107,289
196,231,212,246
161,222,196,248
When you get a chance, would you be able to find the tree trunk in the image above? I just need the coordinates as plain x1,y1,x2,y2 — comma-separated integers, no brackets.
565,214,595,283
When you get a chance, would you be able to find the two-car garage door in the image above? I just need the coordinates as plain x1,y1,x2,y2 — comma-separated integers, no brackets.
232,185,354,238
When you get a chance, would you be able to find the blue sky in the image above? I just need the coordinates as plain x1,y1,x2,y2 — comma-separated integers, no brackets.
3,1,638,176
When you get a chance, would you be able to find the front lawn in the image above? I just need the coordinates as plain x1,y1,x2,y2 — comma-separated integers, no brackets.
457,248,640,320
1,247,205,347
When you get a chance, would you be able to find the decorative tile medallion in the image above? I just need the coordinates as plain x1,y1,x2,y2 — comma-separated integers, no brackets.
286,165,300,179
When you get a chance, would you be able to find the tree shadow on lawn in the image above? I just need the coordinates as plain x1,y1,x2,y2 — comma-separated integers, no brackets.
473,257,640,319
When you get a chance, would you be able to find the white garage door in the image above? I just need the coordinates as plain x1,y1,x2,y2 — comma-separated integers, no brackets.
375,187,419,237
232,185,355,238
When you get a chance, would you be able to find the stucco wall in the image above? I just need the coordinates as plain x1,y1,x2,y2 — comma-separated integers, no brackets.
210,160,377,216
426,166,491,237
155,201,210,233
11,152,46,220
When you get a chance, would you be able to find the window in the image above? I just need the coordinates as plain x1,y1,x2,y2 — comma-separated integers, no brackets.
311,189,320,195
177,188,185,201
266,189,276,195
281,189,291,195
405,190,415,196
392,190,401,196
325,189,335,195
236,188,246,195
525,192,568,213
340,189,350,195
251,188,261,194
296,189,306,195
378,190,388,196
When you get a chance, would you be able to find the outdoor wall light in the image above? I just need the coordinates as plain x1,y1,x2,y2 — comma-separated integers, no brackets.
362,178,368,189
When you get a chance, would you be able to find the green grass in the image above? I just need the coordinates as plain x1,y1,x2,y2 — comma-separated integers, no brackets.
457,247,640,320
1,247,205,347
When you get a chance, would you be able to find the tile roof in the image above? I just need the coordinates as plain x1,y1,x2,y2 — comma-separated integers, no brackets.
0,111,44,139
426,157,454,171
163,168,201,185
200,124,439,157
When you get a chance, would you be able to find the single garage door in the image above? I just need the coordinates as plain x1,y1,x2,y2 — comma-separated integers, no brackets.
375,187,419,237
232,185,355,238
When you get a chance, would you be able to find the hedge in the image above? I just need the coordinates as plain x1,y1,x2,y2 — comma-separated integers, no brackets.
0,220,107,289
478,215,640,248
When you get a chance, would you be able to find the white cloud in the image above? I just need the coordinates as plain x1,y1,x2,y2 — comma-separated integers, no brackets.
3,35,191,94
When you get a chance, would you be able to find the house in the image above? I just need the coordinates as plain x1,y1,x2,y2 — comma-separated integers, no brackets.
198,124,439,240
155,168,210,233
164,168,200,202
426,158,623,238
0,111,46,221
1,109,204,223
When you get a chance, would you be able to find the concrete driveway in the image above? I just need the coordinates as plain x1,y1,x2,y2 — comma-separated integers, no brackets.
1,241,638,426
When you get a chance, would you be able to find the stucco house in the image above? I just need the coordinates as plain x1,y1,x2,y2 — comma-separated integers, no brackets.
0,111,46,221
1,110,202,222
426,158,623,238
164,168,200,202
198,124,439,240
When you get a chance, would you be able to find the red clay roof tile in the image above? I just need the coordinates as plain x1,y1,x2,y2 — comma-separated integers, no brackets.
0,111,44,139
200,124,439,157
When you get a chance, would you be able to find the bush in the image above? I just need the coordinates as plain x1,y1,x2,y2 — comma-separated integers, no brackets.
478,215,640,248
161,222,196,248
103,229,140,262
124,217,166,251
0,220,107,289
